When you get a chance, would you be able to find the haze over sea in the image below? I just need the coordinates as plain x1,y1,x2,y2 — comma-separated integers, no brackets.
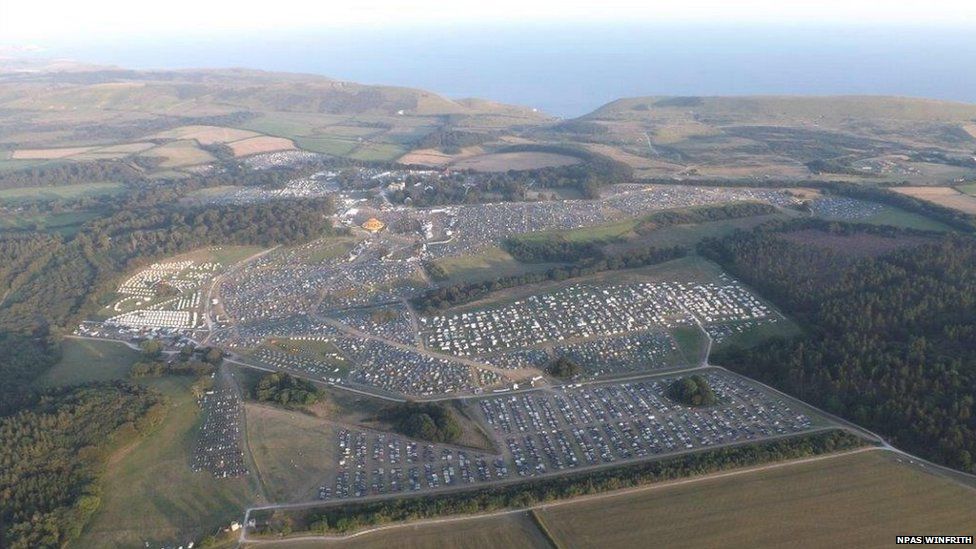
39,23,976,117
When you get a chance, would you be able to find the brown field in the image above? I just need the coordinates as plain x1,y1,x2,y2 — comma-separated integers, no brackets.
245,403,339,502
398,146,483,166
963,124,976,139
537,450,976,549
450,151,581,172
252,512,552,549
778,229,933,257
583,143,679,170
12,146,94,159
228,135,296,157
893,186,976,214
142,140,215,168
154,125,260,144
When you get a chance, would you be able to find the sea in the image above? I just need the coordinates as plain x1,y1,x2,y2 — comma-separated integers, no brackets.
36,23,976,118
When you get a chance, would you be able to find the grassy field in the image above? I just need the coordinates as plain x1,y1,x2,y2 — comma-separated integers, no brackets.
537,450,976,549
671,325,708,365
711,318,803,351
35,338,140,387
245,403,340,502
0,210,101,235
293,136,358,156
432,246,565,285
0,182,125,203
957,183,976,196
519,209,791,250
861,206,954,232
255,512,552,549
79,376,263,548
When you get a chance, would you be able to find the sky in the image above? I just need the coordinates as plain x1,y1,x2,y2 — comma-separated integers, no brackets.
3,0,976,42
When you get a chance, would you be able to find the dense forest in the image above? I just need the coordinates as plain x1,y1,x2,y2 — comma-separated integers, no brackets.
254,430,864,536
700,221,976,472
0,383,166,548
412,245,686,313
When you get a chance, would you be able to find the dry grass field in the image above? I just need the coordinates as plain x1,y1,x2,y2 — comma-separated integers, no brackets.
251,512,552,549
12,146,94,159
398,146,483,166
141,139,215,167
893,186,976,214
228,135,296,156
154,125,260,144
537,450,976,549
245,403,340,502
451,151,581,172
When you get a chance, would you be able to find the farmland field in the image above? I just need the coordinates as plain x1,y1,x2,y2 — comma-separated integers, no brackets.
228,135,296,156
957,183,976,196
141,139,216,168
254,512,552,549
0,182,125,203
859,206,954,231
11,146,95,159
893,186,976,214
450,151,581,172
154,125,260,144
536,450,976,549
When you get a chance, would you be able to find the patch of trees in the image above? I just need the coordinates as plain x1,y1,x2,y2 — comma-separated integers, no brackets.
378,402,461,444
0,160,144,190
412,245,686,313
413,129,493,153
667,375,717,407
253,372,321,407
0,383,165,548
129,342,222,379
547,356,581,379
422,261,448,282
254,430,864,536
635,202,779,235
503,235,609,263
699,223,976,472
